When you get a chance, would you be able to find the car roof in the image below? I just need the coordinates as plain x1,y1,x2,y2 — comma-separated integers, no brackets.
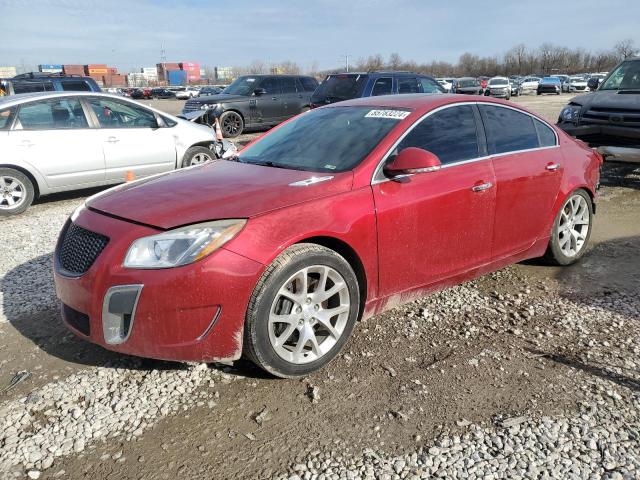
0,91,134,108
329,93,538,116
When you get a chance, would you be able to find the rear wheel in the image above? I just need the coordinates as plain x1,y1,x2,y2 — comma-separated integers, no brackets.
0,168,35,217
243,244,360,378
181,146,214,168
544,190,593,265
220,111,244,138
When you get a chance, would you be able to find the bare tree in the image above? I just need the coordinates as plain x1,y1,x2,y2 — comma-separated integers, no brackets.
614,39,638,59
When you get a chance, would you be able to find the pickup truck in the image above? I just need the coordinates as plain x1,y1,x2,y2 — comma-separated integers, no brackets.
558,57,640,163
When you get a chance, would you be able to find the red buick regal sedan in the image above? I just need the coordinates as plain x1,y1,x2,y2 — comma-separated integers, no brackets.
54,94,602,377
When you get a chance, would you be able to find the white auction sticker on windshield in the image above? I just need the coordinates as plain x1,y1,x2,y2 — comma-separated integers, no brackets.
365,109,410,120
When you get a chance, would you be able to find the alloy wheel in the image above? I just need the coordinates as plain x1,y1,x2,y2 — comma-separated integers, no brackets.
268,265,350,364
222,113,242,136
557,194,590,258
191,152,212,165
0,175,26,211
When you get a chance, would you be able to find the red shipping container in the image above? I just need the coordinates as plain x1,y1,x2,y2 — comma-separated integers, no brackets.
86,64,107,69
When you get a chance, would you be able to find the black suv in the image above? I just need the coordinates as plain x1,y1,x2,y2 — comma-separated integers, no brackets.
558,57,640,163
310,71,444,107
182,74,319,137
0,72,101,95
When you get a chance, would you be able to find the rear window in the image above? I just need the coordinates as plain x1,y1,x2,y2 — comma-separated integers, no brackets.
12,81,55,94
299,77,319,92
458,79,476,88
311,75,369,102
480,105,539,154
61,80,93,91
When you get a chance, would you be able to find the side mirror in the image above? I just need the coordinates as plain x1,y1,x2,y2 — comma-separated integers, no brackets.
254,88,267,96
384,147,442,177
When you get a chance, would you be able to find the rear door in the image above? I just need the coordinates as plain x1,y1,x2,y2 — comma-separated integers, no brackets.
370,77,393,97
280,77,303,118
479,104,563,259
10,96,105,189
85,97,176,181
372,104,496,296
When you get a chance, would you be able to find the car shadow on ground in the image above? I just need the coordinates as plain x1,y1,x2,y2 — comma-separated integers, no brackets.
31,186,105,207
600,162,640,190
1,252,274,378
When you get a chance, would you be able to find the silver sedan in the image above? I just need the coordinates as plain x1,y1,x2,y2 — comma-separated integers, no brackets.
0,91,218,216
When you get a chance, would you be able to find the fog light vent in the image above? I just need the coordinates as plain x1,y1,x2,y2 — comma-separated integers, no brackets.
102,285,143,345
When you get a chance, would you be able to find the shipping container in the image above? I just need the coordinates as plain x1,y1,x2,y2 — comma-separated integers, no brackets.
39,64,63,73
142,67,157,75
63,65,85,75
180,61,200,71
167,69,187,86
87,68,108,75
86,64,107,69
0,66,18,78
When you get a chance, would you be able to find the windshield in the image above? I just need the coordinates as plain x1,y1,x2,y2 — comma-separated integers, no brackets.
570,77,584,84
238,106,407,173
311,75,369,102
458,79,476,87
223,76,260,96
541,78,560,84
600,61,640,90
489,79,508,86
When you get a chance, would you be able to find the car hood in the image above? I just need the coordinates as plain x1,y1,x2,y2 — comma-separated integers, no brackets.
572,90,640,109
87,161,353,230
189,93,247,104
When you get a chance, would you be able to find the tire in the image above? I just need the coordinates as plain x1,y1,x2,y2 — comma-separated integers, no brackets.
219,111,244,138
506,92,511,100
243,243,360,378
181,146,214,168
543,189,593,266
0,168,35,217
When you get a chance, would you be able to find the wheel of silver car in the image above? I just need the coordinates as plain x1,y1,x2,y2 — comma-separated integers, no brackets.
544,189,593,265
220,111,244,138
0,168,35,217
181,146,214,168
244,243,359,378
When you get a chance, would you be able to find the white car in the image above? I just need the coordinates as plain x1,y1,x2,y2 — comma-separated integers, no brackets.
175,88,200,99
0,91,218,215
485,77,512,99
519,77,541,94
436,78,455,92
563,76,589,93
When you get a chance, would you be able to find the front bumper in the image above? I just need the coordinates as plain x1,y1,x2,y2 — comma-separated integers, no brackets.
558,123,640,163
53,208,264,362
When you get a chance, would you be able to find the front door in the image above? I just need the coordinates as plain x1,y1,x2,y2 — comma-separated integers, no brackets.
373,104,496,296
254,77,284,123
11,96,104,189
85,97,176,182
478,104,563,259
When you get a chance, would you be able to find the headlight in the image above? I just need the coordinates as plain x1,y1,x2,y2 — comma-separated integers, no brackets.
560,104,581,122
199,104,210,110
123,220,246,269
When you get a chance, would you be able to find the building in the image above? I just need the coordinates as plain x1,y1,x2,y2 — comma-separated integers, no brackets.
215,66,233,82
0,66,17,78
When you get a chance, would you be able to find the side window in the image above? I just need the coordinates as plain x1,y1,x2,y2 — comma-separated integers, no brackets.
397,77,421,94
0,106,17,130
16,98,89,130
280,77,297,94
87,98,157,128
12,81,55,94
480,105,539,154
300,77,318,92
419,77,444,93
260,77,281,95
61,81,92,92
371,78,393,96
534,119,557,147
398,105,479,165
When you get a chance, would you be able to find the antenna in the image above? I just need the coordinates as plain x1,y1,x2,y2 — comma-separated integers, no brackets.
160,42,166,63
340,54,352,72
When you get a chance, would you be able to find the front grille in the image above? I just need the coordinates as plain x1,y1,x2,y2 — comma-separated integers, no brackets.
62,304,90,336
183,101,201,112
57,222,109,275
582,107,640,127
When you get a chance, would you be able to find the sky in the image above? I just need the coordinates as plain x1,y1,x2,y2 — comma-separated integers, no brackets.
1,0,638,72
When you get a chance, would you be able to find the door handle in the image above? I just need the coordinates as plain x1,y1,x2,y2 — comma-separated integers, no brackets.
271,97,278,101
546,163,560,171
106,136,119,143
471,181,493,192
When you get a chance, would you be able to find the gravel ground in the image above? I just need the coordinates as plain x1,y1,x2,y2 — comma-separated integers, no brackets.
0,95,638,480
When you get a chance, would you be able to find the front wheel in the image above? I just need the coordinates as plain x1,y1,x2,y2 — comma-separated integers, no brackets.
0,168,35,217
544,190,593,265
181,146,214,167
243,244,360,378
219,111,244,138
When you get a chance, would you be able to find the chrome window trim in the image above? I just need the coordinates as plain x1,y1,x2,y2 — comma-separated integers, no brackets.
371,101,560,185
